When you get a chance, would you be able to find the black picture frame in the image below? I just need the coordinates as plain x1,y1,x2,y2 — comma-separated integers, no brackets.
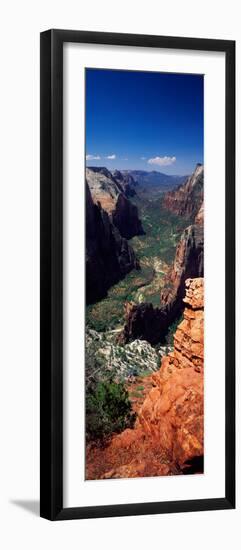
40,29,235,521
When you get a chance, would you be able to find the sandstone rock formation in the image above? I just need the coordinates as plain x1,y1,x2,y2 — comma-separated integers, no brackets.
86,182,139,305
119,301,168,345
120,222,204,345
86,167,144,239
159,164,204,325
138,278,204,469
86,279,204,479
162,163,204,220
112,169,137,197
160,224,204,324
195,202,204,225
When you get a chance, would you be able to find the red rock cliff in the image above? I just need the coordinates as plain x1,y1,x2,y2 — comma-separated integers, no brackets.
160,224,204,324
162,163,203,220
86,278,204,479
138,278,204,471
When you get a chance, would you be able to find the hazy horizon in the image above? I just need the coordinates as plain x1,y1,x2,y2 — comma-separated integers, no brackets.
86,164,203,177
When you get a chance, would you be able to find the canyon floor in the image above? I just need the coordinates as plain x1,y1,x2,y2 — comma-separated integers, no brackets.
86,168,204,480
86,196,187,332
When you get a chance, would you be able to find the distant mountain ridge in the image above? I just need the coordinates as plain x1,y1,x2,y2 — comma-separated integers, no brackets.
87,166,188,197
119,163,204,343
121,170,187,189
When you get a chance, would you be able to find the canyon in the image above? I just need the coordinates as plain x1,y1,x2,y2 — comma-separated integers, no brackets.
122,170,187,196
112,169,138,197
86,278,204,479
162,163,204,219
86,164,204,479
86,182,139,304
86,166,144,239
119,165,204,343
160,223,204,324
119,219,204,345
160,164,204,323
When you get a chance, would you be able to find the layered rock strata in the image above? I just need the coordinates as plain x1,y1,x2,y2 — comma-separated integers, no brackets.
138,278,204,469
162,163,204,220
86,279,204,479
195,202,204,225
160,224,204,324
86,182,139,305
112,169,138,197
86,167,144,239
120,222,204,345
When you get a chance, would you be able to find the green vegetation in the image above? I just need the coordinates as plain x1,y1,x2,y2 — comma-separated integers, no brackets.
86,377,136,443
130,390,143,399
140,369,155,377
86,264,153,331
85,192,190,447
131,196,187,265
166,313,184,346
129,385,145,399
86,195,187,332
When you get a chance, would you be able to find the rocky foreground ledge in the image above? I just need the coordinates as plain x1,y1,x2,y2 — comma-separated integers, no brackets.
86,278,204,479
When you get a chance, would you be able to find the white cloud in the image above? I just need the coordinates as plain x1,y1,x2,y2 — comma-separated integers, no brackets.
86,154,101,160
105,154,116,160
147,156,176,167
141,156,146,160
122,157,128,161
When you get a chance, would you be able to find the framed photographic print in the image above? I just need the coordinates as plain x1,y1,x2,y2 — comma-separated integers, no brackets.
40,29,235,520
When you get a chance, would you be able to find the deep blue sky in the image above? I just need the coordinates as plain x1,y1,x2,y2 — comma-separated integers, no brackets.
85,68,203,175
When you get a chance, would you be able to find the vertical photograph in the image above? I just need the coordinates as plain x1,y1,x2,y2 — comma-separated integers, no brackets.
85,68,204,480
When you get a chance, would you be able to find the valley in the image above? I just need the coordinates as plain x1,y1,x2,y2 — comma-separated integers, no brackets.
86,194,188,332
85,164,204,479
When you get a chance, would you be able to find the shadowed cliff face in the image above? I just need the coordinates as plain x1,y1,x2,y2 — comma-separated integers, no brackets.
119,224,203,344
112,169,138,197
159,163,204,324
112,192,144,239
86,166,144,239
86,183,139,305
119,302,168,346
86,278,204,480
162,163,204,220
160,224,204,323
117,163,204,344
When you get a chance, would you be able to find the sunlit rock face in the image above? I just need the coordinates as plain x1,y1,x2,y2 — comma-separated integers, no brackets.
160,224,204,323
138,278,204,469
162,163,204,220
119,221,204,346
195,202,204,225
86,279,204,480
86,182,139,305
160,163,204,324
112,169,138,198
86,167,144,239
